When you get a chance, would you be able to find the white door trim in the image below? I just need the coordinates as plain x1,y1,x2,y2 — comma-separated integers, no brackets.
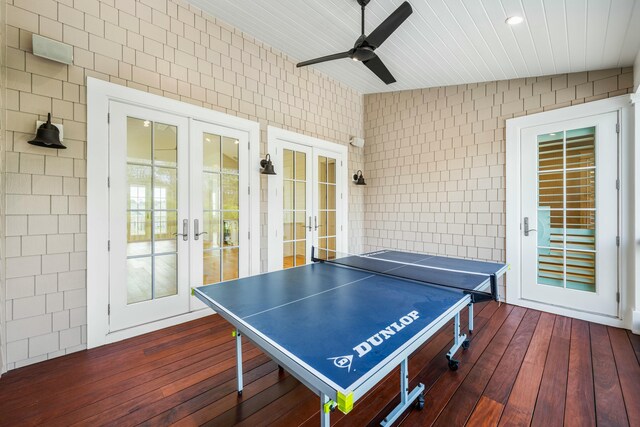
87,77,260,348
266,126,349,272
632,89,640,334
506,95,633,328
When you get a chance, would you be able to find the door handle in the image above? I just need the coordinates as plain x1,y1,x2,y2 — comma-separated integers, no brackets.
307,216,312,232
194,219,208,240
173,219,189,241
523,217,537,236
314,216,322,231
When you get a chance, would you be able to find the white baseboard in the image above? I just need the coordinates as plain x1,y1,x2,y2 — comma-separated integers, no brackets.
100,309,214,347
508,298,627,329
632,310,640,334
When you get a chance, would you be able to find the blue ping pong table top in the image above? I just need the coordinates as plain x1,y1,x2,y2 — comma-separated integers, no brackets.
195,250,506,392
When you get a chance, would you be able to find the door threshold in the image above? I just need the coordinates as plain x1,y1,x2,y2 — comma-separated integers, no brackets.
510,297,625,328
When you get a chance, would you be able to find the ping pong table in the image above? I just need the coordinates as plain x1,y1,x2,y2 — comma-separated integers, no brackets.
194,248,507,426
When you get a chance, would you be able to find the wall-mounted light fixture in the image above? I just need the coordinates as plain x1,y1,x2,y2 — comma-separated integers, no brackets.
260,154,276,175
29,113,66,149
353,170,366,185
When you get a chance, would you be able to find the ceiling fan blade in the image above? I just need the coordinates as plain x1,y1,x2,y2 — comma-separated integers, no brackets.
362,54,396,84
297,51,351,67
364,1,413,49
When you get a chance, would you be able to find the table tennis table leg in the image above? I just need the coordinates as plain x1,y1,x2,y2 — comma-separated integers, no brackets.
468,302,474,334
446,311,467,371
320,393,331,427
235,330,243,395
380,358,425,426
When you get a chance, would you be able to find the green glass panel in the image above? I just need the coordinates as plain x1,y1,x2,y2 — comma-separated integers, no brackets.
127,257,152,304
153,122,177,167
127,117,152,164
283,149,294,180
154,254,177,298
203,133,221,172
222,137,239,173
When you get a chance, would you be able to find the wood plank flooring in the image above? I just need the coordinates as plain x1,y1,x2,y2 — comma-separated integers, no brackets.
0,302,639,426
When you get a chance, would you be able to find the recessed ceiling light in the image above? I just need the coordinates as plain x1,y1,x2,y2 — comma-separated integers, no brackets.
505,16,524,25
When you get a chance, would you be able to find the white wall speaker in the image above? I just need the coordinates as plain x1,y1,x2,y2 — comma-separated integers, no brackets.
350,136,365,148
32,34,74,65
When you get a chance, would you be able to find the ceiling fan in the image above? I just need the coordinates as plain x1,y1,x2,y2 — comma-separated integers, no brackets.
296,0,413,84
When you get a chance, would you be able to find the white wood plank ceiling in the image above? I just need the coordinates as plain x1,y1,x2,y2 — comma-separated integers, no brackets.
188,0,640,94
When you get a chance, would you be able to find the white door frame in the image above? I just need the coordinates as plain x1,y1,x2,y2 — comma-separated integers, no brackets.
108,102,192,332
266,126,348,272
632,89,640,334
87,77,260,348
506,95,633,328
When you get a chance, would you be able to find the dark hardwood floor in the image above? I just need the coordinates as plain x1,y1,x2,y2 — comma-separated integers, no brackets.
1,302,639,426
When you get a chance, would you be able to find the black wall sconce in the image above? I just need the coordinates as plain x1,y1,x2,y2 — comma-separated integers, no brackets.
353,170,366,185
260,154,276,175
29,113,66,149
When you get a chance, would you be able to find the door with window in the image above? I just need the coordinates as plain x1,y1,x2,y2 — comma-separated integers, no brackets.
314,149,340,261
108,105,252,331
520,112,618,316
109,102,190,331
267,130,347,271
190,121,250,309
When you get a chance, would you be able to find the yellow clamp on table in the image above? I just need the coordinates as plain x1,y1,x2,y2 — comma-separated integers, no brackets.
190,288,195,296
323,400,337,414
336,391,354,414
232,330,237,337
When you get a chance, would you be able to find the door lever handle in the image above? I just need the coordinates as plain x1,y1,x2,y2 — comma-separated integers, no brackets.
523,217,537,236
194,219,208,240
173,219,189,241
307,216,312,232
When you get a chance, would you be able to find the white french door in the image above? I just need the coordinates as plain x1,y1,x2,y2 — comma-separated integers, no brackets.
313,148,341,261
267,129,347,271
520,112,619,317
108,105,252,332
109,102,190,331
189,121,250,309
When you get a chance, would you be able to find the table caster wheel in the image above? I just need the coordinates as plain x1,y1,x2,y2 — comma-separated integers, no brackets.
462,340,470,349
448,359,459,371
415,393,425,410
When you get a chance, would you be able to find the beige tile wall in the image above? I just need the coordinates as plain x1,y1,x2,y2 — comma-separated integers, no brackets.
3,0,364,370
363,68,634,296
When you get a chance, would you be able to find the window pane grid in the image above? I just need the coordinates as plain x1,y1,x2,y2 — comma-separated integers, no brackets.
126,117,178,304
536,127,596,292
203,133,240,284
283,149,307,269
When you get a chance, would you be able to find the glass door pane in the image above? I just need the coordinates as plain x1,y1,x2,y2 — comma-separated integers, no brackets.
283,149,308,268
202,133,240,284
126,117,179,304
317,155,337,260
536,127,596,292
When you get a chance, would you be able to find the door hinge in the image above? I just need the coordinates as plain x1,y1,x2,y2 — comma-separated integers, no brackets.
107,177,110,188
107,113,110,124
616,236,620,246
248,186,250,195
616,122,619,133
108,240,111,251
248,231,250,239
616,179,619,190
108,304,110,315
616,292,620,303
